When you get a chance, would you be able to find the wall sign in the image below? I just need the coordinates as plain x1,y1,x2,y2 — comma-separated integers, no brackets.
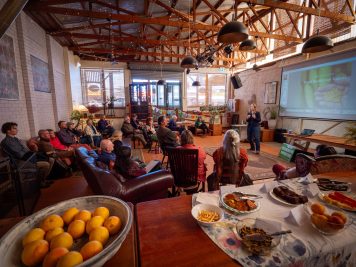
264,81,278,104
31,55,50,93
0,35,19,100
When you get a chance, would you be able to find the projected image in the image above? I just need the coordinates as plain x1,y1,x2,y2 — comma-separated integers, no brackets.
302,64,351,108
280,50,356,120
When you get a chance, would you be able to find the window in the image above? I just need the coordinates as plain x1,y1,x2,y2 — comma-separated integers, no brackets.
81,68,125,107
130,80,182,108
186,73,226,107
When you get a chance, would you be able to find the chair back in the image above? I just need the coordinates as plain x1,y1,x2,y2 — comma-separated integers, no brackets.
166,147,199,188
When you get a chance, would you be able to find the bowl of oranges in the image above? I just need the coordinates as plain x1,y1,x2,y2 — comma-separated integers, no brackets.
0,195,132,267
304,202,351,235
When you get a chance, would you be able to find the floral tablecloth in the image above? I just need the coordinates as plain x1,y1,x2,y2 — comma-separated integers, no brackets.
192,180,356,267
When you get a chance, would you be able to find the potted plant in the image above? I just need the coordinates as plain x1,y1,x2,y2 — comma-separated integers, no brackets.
268,107,278,129
70,110,82,128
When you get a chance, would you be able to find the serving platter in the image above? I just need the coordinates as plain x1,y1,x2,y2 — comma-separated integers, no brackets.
318,192,356,212
220,193,260,214
269,189,299,206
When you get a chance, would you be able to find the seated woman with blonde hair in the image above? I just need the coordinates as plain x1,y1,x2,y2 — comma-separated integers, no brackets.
208,130,249,191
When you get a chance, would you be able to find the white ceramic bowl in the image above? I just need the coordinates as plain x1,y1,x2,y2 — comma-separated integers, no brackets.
191,203,224,226
0,196,132,267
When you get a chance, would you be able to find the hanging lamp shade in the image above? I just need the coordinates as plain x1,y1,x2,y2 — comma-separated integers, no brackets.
301,35,333,53
181,56,197,68
239,39,256,51
217,21,248,44
192,81,201,86
157,79,166,85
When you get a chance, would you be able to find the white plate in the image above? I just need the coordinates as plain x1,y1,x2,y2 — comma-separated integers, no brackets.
269,189,299,206
220,193,260,214
318,192,356,212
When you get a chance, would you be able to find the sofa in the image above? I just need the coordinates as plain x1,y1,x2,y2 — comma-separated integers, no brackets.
76,147,173,204
295,153,356,177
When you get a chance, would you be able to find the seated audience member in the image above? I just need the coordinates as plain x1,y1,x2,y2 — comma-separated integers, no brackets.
121,115,149,148
114,146,147,178
208,130,249,191
272,144,337,180
145,117,158,142
168,115,184,134
56,121,92,150
180,130,207,183
156,115,180,148
84,119,102,148
131,113,150,141
97,139,116,169
38,129,74,167
48,129,71,151
97,115,114,137
110,130,123,154
195,116,209,134
1,122,53,187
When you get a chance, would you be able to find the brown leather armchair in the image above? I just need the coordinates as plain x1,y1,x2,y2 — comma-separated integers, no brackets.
76,147,173,204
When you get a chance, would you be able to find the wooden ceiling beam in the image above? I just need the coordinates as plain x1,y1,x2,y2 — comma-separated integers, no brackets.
70,47,246,63
50,21,128,35
201,0,229,23
32,6,303,43
285,10,303,39
236,0,354,23
94,0,138,16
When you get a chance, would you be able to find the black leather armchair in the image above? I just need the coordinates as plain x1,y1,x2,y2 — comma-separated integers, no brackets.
76,147,173,204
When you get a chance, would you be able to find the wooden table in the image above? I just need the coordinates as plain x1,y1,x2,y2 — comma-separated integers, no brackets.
136,195,239,267
283,133,356,151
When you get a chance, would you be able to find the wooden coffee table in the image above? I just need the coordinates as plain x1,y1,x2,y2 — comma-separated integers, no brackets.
136,195,239,267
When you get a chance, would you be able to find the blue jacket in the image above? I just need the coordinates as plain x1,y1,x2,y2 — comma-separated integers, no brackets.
246,111,261,128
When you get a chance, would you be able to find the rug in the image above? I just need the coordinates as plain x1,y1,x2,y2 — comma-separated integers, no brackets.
204,147,294,181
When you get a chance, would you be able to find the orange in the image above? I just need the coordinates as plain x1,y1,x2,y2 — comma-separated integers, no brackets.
22,228,45,247
80,240,103,261
104,216,122,235
67,220,86,239
86,216,104,234
42,247,69,267
89,226,109,245
62,207,80,225
56,251,83,267
45,227,64,242
93,207,110,220
311,203,325,215
40,214,64,232
21,239,49,267
332,211,347,224
74,209,92,223
50,232,73,250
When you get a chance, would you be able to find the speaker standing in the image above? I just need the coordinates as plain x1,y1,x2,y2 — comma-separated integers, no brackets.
246,103,261,154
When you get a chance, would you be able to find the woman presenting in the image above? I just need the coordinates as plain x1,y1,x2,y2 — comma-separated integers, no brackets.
246,103,261,154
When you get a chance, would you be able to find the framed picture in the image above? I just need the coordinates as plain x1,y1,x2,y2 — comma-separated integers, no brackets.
0,35,19,100
31,55,50,93
264,81,277,104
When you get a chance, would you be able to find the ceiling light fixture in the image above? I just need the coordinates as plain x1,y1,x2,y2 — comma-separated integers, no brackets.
239,39,256,51
217,1,248,44
181,0,198,69
301,8,333,53
192,80,201,86
157,44,166,86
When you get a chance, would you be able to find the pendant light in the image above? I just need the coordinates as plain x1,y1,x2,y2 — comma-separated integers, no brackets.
157,45,166,86
181,0,197,69
192,80,201,86
239,39,256,51
217,0,248,44
302,8,333,53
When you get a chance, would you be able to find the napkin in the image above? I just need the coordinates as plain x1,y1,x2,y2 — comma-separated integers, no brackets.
196,192,219,207
303,183,320,198
297,173,315,184
260,181,278,193
285,205,305,226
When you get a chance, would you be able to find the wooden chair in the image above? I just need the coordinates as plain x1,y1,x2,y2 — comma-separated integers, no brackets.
166,147,203,196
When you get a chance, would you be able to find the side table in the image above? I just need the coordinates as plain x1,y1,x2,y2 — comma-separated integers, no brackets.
261,129,274,142
209,124,222,136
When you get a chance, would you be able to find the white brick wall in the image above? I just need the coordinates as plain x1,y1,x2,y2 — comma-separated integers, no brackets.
0,2,72,140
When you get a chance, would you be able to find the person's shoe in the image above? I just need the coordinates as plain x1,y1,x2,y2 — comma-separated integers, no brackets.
254,151,260,154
